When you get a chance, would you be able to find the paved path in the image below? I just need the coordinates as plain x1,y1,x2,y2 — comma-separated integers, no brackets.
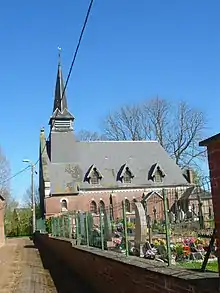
0,238,94,293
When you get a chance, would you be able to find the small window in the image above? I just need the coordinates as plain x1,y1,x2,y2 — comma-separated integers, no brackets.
90,169,100,185
125,199,131,213
90,201,97,214
61,199,68,212
154,168,163,183
123,168,132,184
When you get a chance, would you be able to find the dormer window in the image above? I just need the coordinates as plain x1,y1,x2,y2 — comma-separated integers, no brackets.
84,164,103,185
123,168,132,183
117,164,134,184
154,168,163,182
90,169,100,184
149,163,165,183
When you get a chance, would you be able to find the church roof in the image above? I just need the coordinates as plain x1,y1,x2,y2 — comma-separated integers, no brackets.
44,132,189,194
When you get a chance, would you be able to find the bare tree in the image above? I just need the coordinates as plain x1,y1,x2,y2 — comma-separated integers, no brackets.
22,185,39,209
77,130,107,142
103,97,206,168
0,147,11,203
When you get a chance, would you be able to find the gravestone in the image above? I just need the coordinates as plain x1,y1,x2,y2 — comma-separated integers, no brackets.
134,202,148,257
103,209,112,241
176,208,185,222
169,211,175,223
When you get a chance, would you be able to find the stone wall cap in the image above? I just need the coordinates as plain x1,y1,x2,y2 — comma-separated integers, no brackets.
199,133,220,147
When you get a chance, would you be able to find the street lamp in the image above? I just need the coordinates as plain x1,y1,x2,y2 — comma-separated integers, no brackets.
23,159,36,233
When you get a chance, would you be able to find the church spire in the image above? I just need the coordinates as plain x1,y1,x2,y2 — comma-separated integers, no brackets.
49,48,74,132
53,48,68,113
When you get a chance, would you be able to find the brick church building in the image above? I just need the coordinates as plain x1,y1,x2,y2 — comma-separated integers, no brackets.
39,59,194,220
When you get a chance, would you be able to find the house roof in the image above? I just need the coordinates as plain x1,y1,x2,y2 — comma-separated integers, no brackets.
43,131,189,194
180,186,212,200
199,133,220,147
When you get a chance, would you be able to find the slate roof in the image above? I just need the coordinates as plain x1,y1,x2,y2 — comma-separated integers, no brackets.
180,186,212,200
46,132,189,194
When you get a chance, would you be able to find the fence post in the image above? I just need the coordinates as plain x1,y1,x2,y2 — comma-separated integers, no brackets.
122,200,129,256
51,217,54,236
75,212,80,245
198,195,204,229
99,206,104,250
62,215,65,237
68,214,71,238
57,216,61,237
55,217,58,237
85,212,89,246
162,188,171,266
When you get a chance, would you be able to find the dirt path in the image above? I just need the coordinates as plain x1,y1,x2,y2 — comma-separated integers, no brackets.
0,238,56,293
0,237,95,293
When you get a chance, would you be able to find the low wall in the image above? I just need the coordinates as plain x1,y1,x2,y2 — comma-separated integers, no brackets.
34,233,219,293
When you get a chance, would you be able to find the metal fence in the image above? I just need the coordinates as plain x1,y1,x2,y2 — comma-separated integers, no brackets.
48,182,215,266
36,218,47,233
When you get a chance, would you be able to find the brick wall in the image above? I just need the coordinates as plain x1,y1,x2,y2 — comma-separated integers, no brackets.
34,233,219,293
200,135,220,275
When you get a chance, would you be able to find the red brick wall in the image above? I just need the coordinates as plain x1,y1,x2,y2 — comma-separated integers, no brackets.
34,233,218,293
205,141,220,273
45,188,180,220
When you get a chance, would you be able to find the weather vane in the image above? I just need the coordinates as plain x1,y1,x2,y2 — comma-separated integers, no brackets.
58,46,62,64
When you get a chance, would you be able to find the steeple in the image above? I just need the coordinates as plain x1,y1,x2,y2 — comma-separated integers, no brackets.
49,48,74,132
53,50,68,112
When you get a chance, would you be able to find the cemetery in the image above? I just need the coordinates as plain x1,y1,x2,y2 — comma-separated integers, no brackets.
48,193,217,273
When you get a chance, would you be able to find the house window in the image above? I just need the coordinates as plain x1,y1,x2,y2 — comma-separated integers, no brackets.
123,168,132,183
90,201,97,214
154,168,163,183
90,169,100,184
125,199,131,213
61,199,68,212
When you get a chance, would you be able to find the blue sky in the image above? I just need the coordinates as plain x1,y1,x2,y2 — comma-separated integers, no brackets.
0,1,219,202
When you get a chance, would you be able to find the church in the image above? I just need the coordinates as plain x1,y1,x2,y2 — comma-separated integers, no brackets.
39,59,193,221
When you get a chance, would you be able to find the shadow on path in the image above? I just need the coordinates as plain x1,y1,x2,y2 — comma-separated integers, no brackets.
25,241,96,293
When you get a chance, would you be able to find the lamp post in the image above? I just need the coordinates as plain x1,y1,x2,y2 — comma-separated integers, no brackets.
23,159,36,233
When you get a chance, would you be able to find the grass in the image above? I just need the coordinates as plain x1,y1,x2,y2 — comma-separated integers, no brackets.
178,260,218,272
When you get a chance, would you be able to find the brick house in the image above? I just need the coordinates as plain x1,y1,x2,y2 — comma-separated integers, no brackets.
39,59,195,220
0,195,5,246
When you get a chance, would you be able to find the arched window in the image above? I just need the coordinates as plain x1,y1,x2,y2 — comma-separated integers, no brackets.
125,199,131,213
99,200,105,213
90,201,97,214
61,199,68,212
131,198,137,212
109,195,114,221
